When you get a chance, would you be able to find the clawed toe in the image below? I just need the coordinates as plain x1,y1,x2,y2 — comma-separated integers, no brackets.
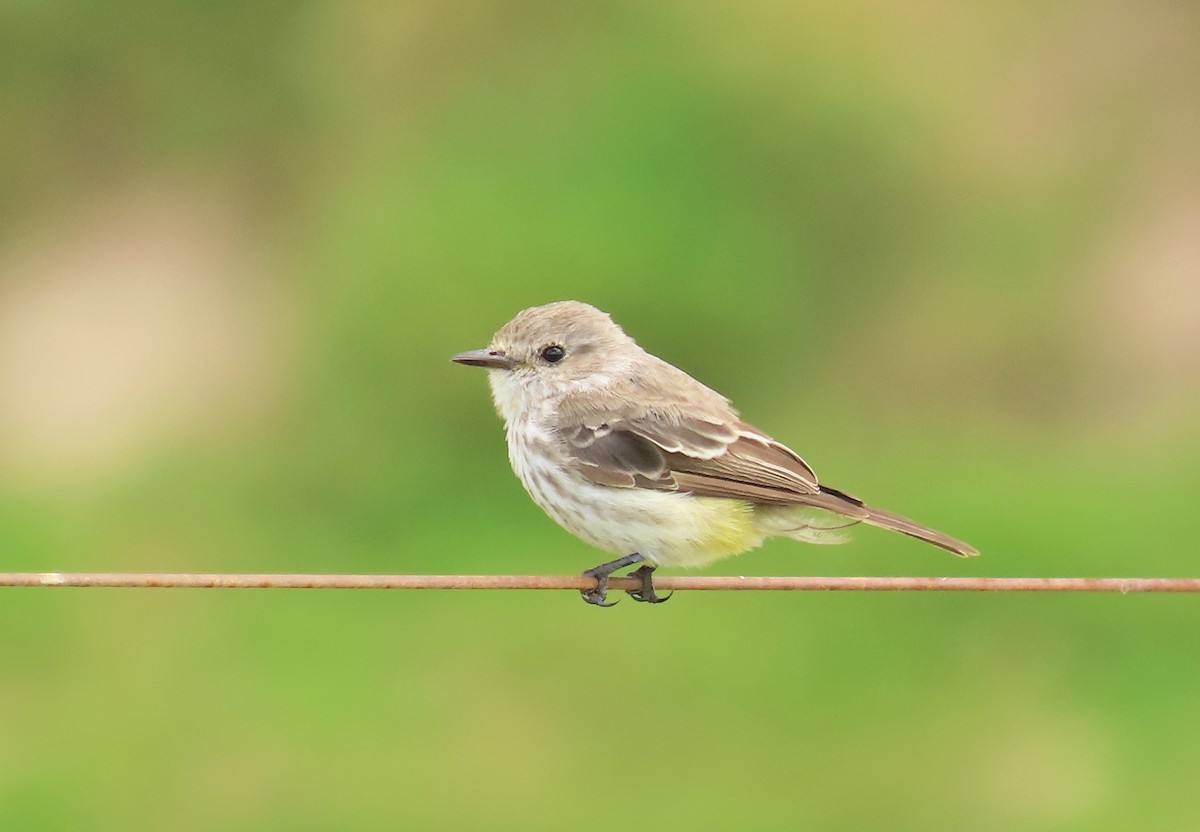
581,591,618,607
580,582,619,607
580,568,619,607
579,553,646,608
628,587,671,604
626,565,670,604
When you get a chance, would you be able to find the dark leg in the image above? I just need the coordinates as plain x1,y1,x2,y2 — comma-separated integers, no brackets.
627,564,670,604
580,553,644,607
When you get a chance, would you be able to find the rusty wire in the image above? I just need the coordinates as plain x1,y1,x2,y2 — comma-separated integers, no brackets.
1,572,1199,593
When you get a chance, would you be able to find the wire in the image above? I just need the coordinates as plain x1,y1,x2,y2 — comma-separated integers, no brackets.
1,572,1198,592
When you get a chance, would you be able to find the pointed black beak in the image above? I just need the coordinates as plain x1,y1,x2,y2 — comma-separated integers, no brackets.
451,348,516,370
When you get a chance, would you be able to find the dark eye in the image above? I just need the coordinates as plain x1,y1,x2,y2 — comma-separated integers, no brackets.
539,344,566,364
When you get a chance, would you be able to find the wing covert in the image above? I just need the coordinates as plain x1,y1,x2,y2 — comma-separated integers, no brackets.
559,412,823,503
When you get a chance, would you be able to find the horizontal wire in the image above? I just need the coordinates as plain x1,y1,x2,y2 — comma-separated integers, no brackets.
1,573,1199,593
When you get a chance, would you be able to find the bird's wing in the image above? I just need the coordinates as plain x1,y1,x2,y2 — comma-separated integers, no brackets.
558,409,868,515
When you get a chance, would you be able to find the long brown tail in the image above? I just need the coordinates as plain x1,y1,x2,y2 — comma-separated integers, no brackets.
820,486,979,557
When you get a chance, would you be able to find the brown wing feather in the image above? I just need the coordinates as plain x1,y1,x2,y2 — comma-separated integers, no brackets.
561,412,833,506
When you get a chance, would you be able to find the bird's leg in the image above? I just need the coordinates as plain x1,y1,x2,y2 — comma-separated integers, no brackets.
580,553,644,607
626,564,670,604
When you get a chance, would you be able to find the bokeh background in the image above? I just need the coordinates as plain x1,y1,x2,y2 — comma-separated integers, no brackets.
2,2,1199,829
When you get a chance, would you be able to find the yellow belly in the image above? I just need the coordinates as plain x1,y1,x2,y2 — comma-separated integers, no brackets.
677,497,762,566
532,472,763,568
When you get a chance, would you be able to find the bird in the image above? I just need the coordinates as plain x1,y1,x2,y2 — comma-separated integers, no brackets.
452,301,977,606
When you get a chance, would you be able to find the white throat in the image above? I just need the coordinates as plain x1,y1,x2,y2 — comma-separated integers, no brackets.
485,360,630,429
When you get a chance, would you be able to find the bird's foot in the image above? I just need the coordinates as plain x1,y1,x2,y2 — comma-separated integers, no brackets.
580,570,617,607
580,553,645,607
626,564,671,604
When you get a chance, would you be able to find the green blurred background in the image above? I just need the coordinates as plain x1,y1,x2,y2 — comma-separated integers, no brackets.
2,2,1199,829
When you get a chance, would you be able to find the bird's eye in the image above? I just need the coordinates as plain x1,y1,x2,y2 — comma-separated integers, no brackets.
539,344,566,364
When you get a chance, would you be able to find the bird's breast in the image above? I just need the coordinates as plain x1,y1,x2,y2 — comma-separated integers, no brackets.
504,415,762,567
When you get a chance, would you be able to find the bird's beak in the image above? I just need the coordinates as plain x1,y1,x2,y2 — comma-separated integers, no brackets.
451,348,516,370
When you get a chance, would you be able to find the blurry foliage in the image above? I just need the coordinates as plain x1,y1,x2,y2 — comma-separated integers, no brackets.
1,2,1199,830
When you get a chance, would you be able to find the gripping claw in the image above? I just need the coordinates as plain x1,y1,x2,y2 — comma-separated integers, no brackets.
580,552,645,608
626,564,671,604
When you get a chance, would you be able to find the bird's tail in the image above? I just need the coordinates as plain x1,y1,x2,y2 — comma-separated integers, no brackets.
857,504,978,556
755,487,978,556
820,486,979,557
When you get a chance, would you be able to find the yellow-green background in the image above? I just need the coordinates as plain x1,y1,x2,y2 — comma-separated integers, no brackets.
2,3,1199,829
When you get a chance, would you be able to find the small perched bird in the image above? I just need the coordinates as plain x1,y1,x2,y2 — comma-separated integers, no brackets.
453,301,977,606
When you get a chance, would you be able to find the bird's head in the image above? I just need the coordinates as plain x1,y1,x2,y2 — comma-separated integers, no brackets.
452,300,637,422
